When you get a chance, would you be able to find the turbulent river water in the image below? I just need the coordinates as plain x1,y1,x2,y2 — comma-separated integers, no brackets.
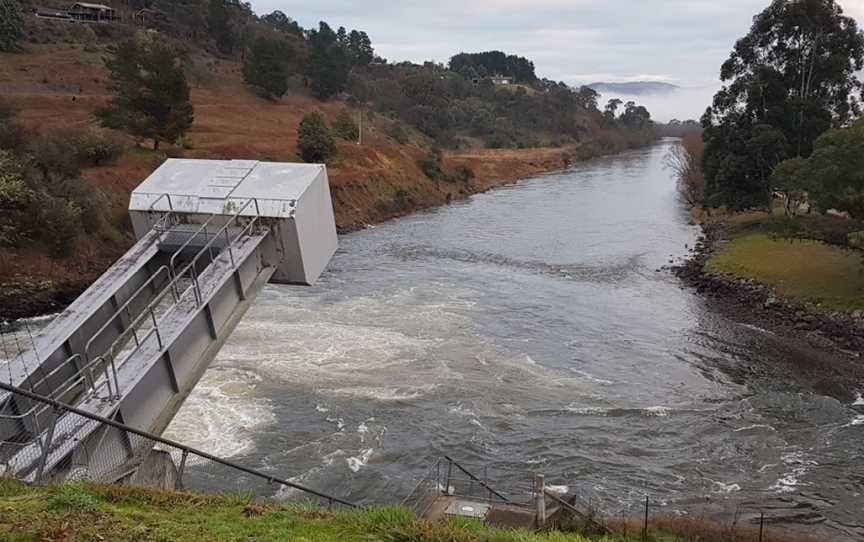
130,140,860,539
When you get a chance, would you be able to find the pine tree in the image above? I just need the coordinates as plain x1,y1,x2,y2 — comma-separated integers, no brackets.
207,0,235,55
243,36,289,99
297,111,336,163
306,22,349,99
0,0,25,52
96,37,194,150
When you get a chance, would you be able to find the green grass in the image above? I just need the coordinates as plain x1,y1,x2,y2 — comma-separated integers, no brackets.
0,480,809,542
707,233,864,312
0,480,616,542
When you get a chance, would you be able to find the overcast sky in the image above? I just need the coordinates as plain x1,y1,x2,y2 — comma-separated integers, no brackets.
249,0,864,88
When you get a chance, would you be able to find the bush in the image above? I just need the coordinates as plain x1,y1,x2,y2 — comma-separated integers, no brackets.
297,111,336,163
331,110,359,141
384,121,409,144
0,100,25,150
29,134,81,180
450,164,474,183
74,130,124,166
416,149,443,179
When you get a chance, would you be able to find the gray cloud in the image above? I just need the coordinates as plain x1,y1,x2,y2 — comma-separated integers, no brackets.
248,0,864,88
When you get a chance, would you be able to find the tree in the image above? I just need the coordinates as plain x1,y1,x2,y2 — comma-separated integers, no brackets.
207,0,235,55
0,0,24,52
702,0,864,209
347,30,374,67
261,10,303,37
665,131,705,206
773,117,864,217
331,110,359,141
306,22,349,99
603,98,623,124
297,111,336,163
243,36,289,99
96,37,194,150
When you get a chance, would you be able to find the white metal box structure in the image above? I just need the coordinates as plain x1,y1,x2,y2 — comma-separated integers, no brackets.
129,159,338,285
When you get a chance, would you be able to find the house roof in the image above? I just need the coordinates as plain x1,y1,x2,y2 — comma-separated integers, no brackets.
72,3,115,10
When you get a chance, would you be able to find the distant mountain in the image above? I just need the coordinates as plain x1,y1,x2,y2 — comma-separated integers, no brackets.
587,81,680,96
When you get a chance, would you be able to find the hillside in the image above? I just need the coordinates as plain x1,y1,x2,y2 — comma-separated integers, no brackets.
0,10,656,319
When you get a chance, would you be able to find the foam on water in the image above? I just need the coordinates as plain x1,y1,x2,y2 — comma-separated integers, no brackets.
853,393,864,406
770,451,817,493
163,367,274,458
347,448,374,473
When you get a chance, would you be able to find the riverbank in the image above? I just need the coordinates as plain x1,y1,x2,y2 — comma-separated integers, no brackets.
672,214,864,401
0,480,813,542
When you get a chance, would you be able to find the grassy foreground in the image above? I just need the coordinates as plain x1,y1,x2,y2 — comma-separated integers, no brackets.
0,480,618,542
0,480,818,542
706,213,864,313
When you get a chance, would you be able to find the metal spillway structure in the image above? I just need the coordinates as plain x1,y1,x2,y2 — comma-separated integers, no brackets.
0,159,337,483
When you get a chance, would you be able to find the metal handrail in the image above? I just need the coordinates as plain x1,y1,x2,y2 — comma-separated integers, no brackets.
442,455,513,504
82,198,261,400
0,354,108,423
6,198,265,436
83,265,173,364
168,212,219,277
544,489,611,533
0,381,357,508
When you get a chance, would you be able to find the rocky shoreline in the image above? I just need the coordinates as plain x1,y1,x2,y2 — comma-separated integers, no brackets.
672,221,864,398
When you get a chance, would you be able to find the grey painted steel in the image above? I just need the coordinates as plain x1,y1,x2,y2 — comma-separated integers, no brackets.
1,159,338,483
129,159,338,285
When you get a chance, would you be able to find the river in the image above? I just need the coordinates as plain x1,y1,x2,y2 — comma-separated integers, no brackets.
159,140,862,540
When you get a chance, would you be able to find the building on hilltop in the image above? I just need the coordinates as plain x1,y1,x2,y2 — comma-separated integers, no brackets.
69,2,119,23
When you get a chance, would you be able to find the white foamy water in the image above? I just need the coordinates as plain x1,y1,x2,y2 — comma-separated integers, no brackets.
770,451,818,493
162,367,274,458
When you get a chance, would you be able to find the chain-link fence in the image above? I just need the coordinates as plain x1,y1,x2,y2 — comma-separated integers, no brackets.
0,381,355,510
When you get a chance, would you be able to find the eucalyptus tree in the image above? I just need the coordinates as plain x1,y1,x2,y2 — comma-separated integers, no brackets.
702,0,864,209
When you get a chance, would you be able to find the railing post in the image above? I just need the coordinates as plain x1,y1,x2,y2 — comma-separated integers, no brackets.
176,450,189,490
642,495,649,542
534,473,546,529
151,309,162,349
445,458,453,496
35,406,60,483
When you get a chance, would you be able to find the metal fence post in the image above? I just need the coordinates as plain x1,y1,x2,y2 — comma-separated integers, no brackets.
445,458,453,495
759,511,764,542
35,406,60,483
535,473,546,529
642,495,649,542
176,450,189,490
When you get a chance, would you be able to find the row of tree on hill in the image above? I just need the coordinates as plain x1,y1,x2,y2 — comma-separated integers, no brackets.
690,0,864,219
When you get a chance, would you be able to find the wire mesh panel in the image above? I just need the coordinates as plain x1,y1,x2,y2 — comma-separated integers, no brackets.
0,382,355,510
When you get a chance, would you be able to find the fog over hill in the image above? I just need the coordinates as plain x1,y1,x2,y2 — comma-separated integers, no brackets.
587,81,679,96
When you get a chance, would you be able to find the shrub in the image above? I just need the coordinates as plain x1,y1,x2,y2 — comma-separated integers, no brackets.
74,130,124,166
450,164,474,183
416,149,443,179
29,134,81,180
70,24,98,51
41,197,83,257
298,111,336,163
331,110,359,141
384,121,409,144
0,100,25,150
